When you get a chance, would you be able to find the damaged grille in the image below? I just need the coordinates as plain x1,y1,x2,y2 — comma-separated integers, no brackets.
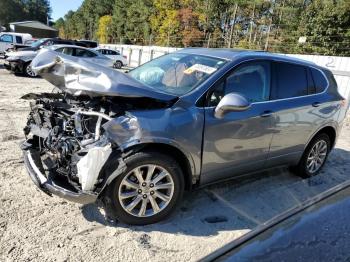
23,92,118,191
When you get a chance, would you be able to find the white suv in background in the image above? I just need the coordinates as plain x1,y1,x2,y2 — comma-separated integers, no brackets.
0,32,32,56
94,48,128,68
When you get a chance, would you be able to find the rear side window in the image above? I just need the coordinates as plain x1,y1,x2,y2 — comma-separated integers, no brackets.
272,62,308,99
311,68,328,93
15,36,22,44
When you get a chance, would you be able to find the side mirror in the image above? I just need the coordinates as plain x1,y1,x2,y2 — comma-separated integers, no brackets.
214,93,251,119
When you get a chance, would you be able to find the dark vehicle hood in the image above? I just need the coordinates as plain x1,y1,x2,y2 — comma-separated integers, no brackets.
30,49,177,101
206,183,350,261
17,46,38,51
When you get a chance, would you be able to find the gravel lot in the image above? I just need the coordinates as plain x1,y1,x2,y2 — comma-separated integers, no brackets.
0,61,349,262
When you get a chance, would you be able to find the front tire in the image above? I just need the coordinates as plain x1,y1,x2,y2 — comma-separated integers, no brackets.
24,62,36,77
294,133,331,178
104,151,184,225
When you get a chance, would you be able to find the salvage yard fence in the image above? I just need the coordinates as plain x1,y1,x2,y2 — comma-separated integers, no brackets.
100,44,350,100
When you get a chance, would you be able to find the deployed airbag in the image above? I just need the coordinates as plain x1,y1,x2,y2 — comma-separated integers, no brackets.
77,144,112,191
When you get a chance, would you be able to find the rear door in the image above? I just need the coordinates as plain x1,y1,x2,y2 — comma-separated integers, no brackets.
201,60,275,184
266,61,338,166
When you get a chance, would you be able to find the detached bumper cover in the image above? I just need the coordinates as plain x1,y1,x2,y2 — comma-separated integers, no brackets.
22,148,98,204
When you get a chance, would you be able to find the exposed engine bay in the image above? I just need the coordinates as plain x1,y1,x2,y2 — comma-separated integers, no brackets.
22,91,170,193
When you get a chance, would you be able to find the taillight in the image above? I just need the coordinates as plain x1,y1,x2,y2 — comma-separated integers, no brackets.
123,56,127,59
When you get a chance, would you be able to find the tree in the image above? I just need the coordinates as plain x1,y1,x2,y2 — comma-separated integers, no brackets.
24,0,51,24
124,0,153,44
54,0,350,55
150,0,181,46
111,0,131,43
53,17,65,38
297,0,350,55
97,15,112,43
0,0,51,28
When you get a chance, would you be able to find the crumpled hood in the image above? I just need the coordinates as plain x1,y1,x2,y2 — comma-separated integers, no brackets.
30,48,177,101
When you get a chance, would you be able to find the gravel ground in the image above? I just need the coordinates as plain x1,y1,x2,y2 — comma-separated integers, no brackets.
0,62,350,262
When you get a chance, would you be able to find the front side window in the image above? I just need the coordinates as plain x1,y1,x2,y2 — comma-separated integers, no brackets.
272,62,308,99
0,34,13,43
129,53,227,96
208,61,271,106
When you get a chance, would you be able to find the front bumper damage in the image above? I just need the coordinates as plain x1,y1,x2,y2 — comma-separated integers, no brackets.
22,147,98,204
4,59,26,73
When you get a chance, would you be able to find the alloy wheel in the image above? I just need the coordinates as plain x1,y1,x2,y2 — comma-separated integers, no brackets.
306,140,328,174
26,64,36,77
118,164,175,217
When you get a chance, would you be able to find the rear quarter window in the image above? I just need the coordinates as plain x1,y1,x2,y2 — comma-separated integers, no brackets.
272,62,308,99
311,68,328,93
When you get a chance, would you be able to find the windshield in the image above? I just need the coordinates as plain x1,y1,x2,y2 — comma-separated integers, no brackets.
30,39,47,48
128,53,226,96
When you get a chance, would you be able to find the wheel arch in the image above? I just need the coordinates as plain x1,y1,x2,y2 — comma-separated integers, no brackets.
307,125,337,150
124,143,195,191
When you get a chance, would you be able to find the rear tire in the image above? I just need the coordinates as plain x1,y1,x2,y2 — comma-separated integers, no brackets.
293,133,331,178
103,151,184,225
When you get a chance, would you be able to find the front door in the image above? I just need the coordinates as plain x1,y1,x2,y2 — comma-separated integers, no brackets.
201,61,274,184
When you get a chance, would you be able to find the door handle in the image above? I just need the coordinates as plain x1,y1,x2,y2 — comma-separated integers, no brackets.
312,102,320,107
260,110,273,118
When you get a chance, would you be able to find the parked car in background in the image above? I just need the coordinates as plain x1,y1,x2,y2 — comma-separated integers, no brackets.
79,39,98,48
4,44,115,77
53,45,115,68
11,37,87,53
94,48,128,68
22,48,347,225
0,32,32,56
6,38,38,52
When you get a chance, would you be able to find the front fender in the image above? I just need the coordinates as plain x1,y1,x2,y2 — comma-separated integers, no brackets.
102,107,204,178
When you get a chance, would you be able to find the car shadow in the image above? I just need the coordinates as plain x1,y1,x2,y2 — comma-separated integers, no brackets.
81,148,350,237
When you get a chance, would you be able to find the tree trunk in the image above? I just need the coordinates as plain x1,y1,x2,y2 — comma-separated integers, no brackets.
249,3,256,44
228,3,238,48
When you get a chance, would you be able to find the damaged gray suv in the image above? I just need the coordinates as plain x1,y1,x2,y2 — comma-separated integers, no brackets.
21,48,347,225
